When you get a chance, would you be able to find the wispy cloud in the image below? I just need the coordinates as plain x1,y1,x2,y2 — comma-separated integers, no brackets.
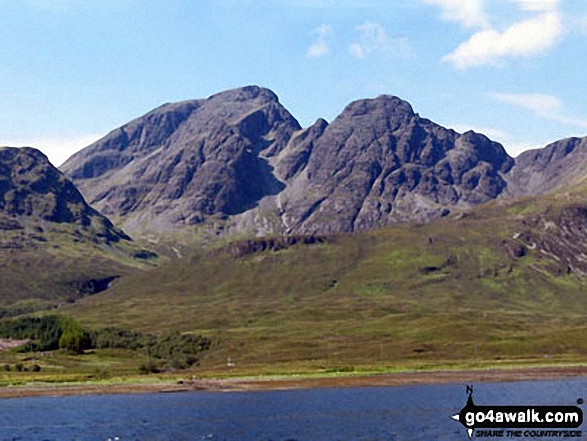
422,0,488,29
349,22,412,59
490,92,587,129
0,133,102,167
427,0,563,69
307,24,333,58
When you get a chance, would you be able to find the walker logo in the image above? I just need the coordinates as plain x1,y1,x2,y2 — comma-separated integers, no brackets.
451,386,583,439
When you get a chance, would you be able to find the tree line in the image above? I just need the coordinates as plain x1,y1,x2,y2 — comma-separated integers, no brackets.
0,316,211,371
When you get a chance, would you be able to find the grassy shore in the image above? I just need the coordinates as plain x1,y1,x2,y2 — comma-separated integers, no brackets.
1,363,587,399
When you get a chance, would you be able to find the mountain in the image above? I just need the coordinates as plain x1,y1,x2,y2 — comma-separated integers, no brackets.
60,86,301,233
0,147,151,312
61,85,587,240
504,136,587,198
60,86,515,238
270,96,514,234
0,147,129,243
11,87,587,378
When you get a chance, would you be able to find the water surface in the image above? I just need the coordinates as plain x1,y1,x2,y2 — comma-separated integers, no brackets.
0,378,585,440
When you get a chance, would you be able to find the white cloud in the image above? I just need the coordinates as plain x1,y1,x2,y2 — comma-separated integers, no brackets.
426,0,564,69
0,133,102,167
444,10,562,69
349,42,368,59
307,24,333,58
349,22,412,59
423,0,488,29
490,92,587,129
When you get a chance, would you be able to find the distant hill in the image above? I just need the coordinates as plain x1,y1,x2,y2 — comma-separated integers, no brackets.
504,136,587,198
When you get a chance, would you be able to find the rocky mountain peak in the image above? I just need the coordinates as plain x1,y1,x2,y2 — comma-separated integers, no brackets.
60,86,302,231
59,86,572,238
504,136,587,198
271,95,513,234
207,85,280,104
342,95,415,119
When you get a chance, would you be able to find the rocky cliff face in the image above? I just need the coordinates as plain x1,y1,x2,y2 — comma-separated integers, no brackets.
60,85,587,239
61,86,301,232
504,137,587,198
0,147,128,243
272,95,514,234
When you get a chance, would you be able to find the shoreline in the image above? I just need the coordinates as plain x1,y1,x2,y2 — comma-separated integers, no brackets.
1,365,587,399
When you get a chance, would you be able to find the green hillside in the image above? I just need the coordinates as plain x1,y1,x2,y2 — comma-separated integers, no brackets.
59,194,587,377
0,224,158,318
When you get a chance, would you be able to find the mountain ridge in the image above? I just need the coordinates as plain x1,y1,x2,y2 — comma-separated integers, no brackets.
59,86,586,239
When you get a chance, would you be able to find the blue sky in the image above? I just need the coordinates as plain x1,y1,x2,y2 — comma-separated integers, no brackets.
0,0,586,165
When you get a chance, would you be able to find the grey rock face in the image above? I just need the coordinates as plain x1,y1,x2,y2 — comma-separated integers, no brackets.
61,86,301,231
0,147,128,242
275,96,514,233
60,87,521,236
504,137,587,198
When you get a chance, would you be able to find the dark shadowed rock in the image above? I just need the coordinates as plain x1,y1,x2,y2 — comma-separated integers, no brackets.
216,235,328,259
275,95,514,233
61,86,302,232
0,147,129,243
276,118,328,181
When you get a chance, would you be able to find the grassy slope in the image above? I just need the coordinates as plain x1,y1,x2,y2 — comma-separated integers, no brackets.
61,194,587,378
0,225,157,314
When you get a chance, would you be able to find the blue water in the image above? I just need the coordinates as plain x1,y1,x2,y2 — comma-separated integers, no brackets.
0,378,585,441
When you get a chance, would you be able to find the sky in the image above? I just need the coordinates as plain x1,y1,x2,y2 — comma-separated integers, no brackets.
0,0,586,166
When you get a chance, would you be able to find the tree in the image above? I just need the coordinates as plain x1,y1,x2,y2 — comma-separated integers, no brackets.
58,317,89,353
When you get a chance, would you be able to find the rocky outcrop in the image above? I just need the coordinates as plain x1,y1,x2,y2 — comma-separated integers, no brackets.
274,95,514,234
217,235,328,259
504,137,587,198
60,87,518,237
0,147,129,243
507,205,587,276
61,86,301,231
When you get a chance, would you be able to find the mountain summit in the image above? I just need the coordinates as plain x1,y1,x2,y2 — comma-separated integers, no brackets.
61,86,301,232
61,86,586,238
271,94,514,233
